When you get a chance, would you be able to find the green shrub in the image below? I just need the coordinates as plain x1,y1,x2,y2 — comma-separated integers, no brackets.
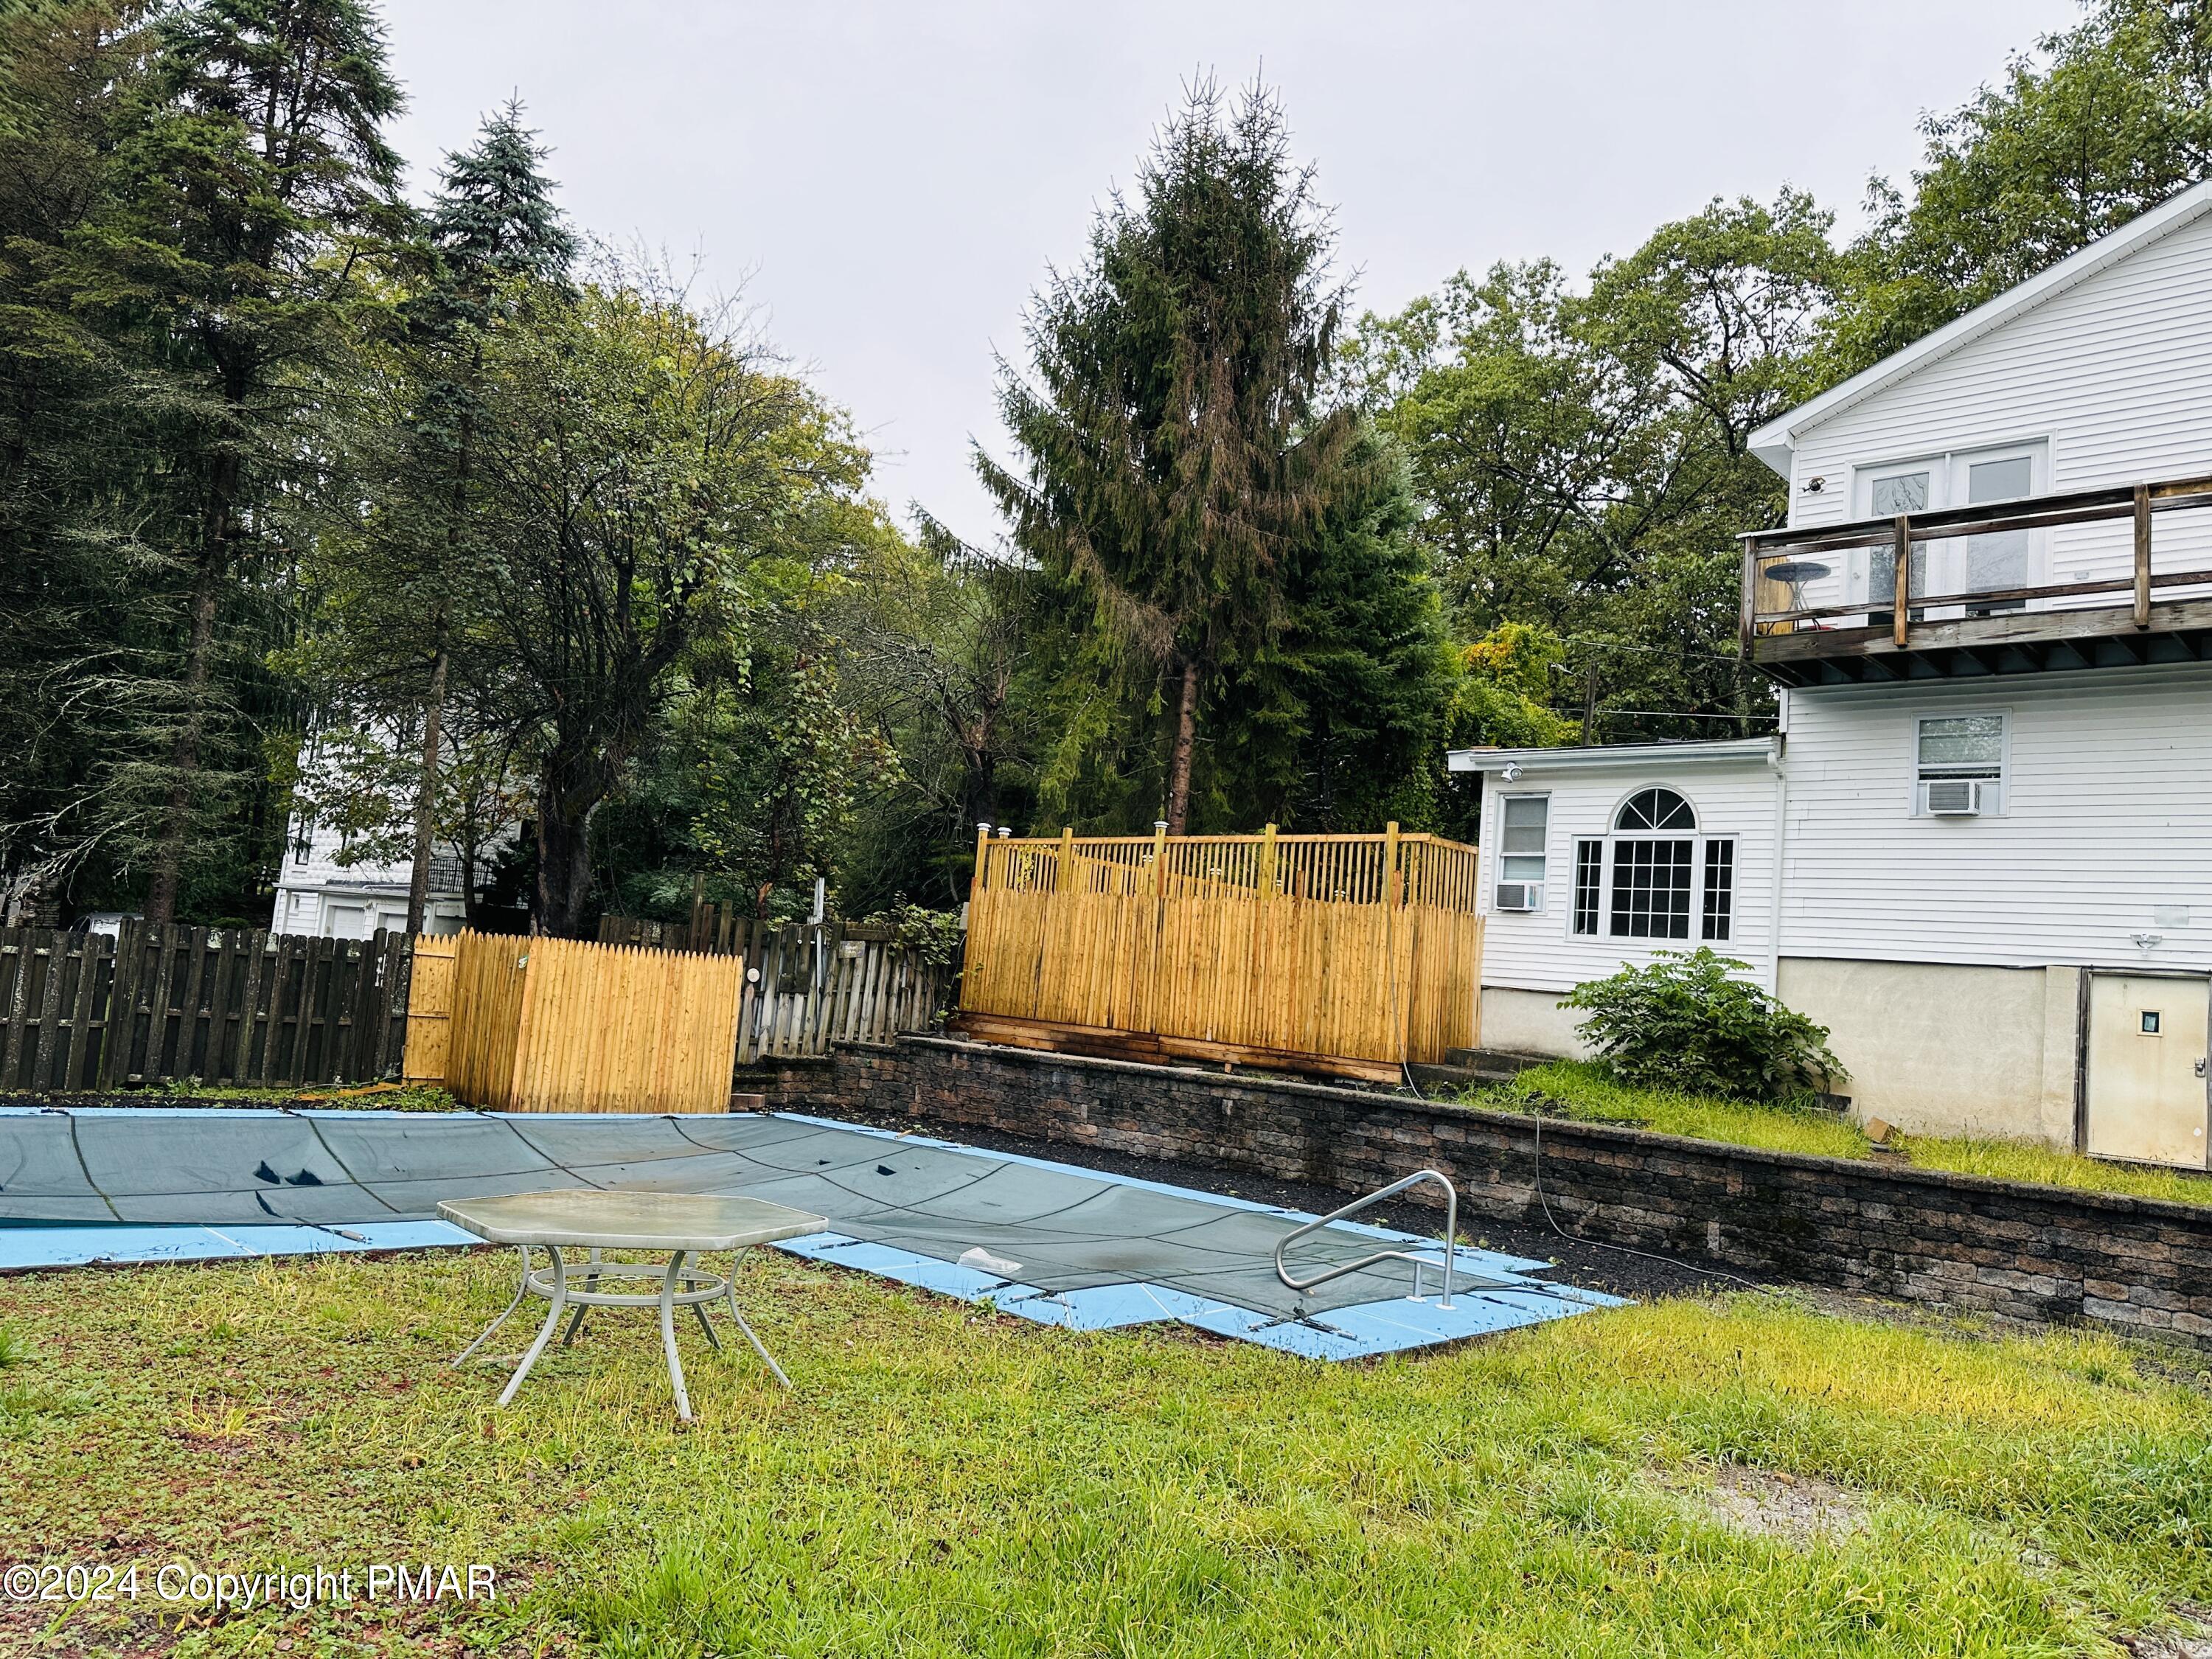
1559,947,1843,1100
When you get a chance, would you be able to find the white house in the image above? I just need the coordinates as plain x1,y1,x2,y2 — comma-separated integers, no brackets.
1454,178,2212,1171
268,817,470,940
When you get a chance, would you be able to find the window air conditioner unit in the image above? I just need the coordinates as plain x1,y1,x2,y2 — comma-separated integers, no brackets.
1493,882,1542,912
1923,779,1986,816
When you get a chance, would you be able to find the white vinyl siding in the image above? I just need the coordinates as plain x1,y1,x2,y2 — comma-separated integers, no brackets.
1478,762,1777,992
1778,664,2212,970
1781,205,2212,608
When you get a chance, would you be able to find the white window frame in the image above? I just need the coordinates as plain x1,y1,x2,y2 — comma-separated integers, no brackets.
1848,439,2050,612
1570,837,1604,936
1909,708,2011,818
1491,790,1551,914
1586,786,1737,945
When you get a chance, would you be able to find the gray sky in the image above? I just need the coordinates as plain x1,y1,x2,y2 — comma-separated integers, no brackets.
378,1,2082,546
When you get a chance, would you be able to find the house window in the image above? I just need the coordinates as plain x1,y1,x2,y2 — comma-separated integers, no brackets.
1701,840,1735,941
1854,442,2045,611
1571,839,1602,936
1916,713,2006,814
1607,788,1696,939
1498,795,1549,893
1610,838,1694,939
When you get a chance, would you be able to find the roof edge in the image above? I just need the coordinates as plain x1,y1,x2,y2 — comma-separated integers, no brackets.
1446,737,1777,773
1747,178,2212,474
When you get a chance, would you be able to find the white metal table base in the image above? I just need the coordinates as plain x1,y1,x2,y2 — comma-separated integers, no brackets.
452,1242,791,1419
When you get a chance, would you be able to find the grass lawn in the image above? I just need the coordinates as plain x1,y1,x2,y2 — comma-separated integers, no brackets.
0,1082,462,1112
2,1247,2208,1657
1472,1060,2212,1211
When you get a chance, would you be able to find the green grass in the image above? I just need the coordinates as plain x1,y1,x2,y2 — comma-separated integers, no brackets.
1,1248,2208,1656
1474,1060,2212,1210
0,1080,462,1111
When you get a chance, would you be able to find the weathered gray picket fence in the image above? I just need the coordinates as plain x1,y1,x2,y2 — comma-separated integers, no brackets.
0,923,411,1093
597,915,950,1061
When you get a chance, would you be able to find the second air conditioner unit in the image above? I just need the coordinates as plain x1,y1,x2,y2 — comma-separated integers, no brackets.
1493,882,1542,912
1923,778,1986,816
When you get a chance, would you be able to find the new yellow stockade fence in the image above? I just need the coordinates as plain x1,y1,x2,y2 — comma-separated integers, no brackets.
959,824,1484,1070
403,931,743,1113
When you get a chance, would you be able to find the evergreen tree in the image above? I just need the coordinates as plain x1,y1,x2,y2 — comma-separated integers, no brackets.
978,79,1368,833
52,0,405,921
0,0,165,919
1203,431,1455,830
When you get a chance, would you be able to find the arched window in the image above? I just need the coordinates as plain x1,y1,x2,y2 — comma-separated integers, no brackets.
1568,786,1732,943
1614,787,1696,832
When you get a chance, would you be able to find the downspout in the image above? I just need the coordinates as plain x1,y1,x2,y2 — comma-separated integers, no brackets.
1765,689,1790,996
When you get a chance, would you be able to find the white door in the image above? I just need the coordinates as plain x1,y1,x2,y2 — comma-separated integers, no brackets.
321,902,368,941
2084,974,2210,1169
1851,443,2046,613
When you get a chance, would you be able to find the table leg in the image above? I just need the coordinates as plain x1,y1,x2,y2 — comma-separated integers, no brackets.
659,1250,694,1422
723,1253,792,1389
498,1245,568,1408
562,1247,604,1348
453,1245,533,1366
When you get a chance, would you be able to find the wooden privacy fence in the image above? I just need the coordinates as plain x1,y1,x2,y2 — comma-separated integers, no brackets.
0,923,411,1093
405,931,744,1113
954,824,1484,1082
599,914,952,1061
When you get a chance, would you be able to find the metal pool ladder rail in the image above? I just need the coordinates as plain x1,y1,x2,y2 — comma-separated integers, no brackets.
1274,1169,1458,1309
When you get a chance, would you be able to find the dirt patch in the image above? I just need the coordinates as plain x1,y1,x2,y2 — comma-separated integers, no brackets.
1677,1463,1866,1545
2119,1603,2212,1659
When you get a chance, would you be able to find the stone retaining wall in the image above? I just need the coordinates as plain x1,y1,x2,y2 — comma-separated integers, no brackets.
737,1037,2212,1348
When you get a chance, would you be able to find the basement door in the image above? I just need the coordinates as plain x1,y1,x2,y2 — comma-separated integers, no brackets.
2084,973,2211,1169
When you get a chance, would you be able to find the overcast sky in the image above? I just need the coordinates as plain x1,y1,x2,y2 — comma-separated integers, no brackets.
375,1,2082,546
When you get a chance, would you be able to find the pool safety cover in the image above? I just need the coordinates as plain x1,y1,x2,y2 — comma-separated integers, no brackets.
0,1107,1622,1360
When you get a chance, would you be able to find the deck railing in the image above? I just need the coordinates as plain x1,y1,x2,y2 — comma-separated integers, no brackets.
1740,473,2212,656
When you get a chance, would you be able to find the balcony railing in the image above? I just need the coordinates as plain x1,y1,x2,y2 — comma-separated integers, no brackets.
1739,473,2212,684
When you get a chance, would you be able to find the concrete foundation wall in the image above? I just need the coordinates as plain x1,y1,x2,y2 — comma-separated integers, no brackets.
1779,958,2080,1144
1478,986,1592,1059
1491,958,2085,1148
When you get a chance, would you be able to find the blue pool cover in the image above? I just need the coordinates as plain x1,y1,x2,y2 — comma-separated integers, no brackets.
0,1106,1622,1360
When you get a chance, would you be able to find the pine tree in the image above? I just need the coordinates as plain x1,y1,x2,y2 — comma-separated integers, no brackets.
978,80,1368,833
0,0,167,920
73,0,405,921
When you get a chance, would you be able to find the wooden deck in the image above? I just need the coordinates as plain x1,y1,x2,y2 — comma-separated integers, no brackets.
1742,473,2212,687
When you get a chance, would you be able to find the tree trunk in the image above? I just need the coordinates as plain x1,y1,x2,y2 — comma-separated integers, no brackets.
145,561,223,923
532,762,602,939
404,640,450,936
1163,655,1202,835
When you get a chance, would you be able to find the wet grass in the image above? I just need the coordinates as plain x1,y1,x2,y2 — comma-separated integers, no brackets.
1,1247,2208,1656
1475,1060,2212,1210
0,1081,462,1111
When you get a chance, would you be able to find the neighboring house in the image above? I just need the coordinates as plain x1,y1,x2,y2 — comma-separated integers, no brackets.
268,817,470,939
1453,178,2212,1170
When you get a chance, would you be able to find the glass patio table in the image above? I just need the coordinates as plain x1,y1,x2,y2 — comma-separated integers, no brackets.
437,1190,827,1420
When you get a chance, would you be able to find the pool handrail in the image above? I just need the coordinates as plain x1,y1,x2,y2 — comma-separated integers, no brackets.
1273,1169,1458,1310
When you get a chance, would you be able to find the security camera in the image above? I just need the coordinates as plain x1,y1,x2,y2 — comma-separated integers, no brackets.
1500,762,1523,783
